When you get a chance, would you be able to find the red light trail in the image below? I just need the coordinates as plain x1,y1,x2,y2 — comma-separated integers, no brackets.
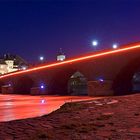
1,43,140,79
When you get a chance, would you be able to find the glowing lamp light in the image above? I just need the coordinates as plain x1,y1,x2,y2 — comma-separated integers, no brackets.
92,40,98,46
112,44,118,49
40,85,44,89
39,56,44,61
99,78,104,82
41,99,46,104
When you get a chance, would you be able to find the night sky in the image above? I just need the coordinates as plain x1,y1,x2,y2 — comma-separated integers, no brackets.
0,0,140,63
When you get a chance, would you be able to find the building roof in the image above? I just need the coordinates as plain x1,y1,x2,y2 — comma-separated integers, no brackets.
0,53,28,67
3,54,28,66
0,59,6,65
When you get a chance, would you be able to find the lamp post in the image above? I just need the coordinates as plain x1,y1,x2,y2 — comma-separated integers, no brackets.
112,43,118,49
39,56,44,64
92,40,98,51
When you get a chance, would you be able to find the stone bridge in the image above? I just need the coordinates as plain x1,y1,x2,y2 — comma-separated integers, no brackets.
1,42,140,96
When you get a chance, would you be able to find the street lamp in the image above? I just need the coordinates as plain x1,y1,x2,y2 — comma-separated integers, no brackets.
92,40,98,46
99,78,104,82
40,85,44,89
39,56,44,61
40,83,46,89
39,56,45,64
112,44,118,49
92,40,98,51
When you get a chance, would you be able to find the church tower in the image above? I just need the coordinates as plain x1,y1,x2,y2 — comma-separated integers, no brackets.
57,48,66,61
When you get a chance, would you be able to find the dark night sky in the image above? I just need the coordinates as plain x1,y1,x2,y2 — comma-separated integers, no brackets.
0,0,140,63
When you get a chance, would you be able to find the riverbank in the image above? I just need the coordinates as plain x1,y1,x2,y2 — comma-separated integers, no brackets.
0,94,140,140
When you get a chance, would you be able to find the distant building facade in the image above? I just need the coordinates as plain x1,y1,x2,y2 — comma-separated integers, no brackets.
0,54,28,75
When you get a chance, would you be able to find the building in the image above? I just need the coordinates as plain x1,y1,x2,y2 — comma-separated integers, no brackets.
57,48,66,61
0,54,28,75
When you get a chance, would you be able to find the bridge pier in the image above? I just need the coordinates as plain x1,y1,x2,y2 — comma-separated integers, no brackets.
88,80,113,96
1,85,13,94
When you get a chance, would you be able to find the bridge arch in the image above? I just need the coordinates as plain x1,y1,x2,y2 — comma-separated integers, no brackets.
48,68,77,95
0,80,4,93
113,56,140,95
13,76,34,94
132,72,140,92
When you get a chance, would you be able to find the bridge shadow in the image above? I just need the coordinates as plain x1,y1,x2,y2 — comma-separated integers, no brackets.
0,80,4,93
113,56,140,95
13,76,34,94
49,68,79,95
